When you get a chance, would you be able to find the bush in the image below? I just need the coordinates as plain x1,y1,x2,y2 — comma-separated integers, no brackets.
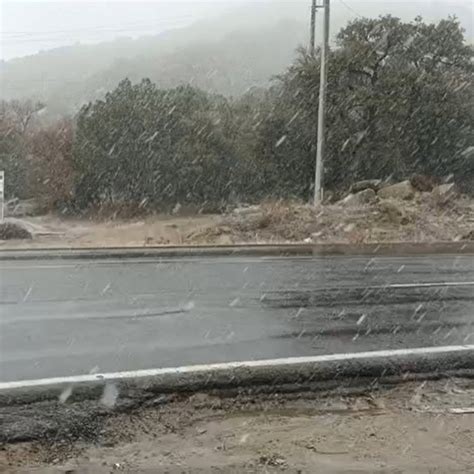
0,222,32,240
71,80,242,211
28,119,75,211
254,16,474,199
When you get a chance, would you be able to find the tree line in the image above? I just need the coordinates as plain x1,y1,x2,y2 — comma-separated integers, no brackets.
1,16,473,214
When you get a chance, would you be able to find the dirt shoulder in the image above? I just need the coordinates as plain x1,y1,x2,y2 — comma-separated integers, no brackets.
1,379,473,473
0,214,220,249
2,190,473,249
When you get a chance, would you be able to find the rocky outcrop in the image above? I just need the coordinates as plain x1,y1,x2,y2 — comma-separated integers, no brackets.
377,199,410,225
349,179,383,194
433,183,458,201
378,180,415,200
410,174,440,192
340,188,377,207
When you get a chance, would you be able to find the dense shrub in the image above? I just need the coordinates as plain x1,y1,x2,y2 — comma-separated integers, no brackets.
3,16,473,210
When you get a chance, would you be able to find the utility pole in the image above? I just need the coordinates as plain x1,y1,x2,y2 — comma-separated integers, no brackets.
314,0,330,205
310,0,317,56
0,171,4,223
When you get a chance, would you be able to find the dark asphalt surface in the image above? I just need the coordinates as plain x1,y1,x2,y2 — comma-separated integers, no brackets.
1,254,473,382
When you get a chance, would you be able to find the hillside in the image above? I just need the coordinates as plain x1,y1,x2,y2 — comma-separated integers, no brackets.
1,0,472,115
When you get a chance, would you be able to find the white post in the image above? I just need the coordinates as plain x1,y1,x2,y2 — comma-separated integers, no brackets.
314,0,330,205
0,171,4,222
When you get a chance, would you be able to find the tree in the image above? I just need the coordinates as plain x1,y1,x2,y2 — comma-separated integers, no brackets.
66,16,474,212
28,119,75,209
0,99,77,206
6,99,45,135
256,16,474,197
72,79,240,210
0,101,35,199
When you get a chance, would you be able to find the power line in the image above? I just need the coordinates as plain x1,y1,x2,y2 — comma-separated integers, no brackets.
1,16,196,42
337,0,363,18
2,15,195,36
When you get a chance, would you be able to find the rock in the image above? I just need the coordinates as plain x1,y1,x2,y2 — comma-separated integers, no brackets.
232,205,262,217
410,174,439,192
378,180,415,200
228,206,270,231
349,179,383,194
418,191,433,201
216,234,233,245
462,230,474,241
340,188,377,207
377,199,409,225
217,225,232,234
433,183,457,201
0,221,33,240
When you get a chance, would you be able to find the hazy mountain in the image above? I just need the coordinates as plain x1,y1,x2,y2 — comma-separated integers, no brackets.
1,0,471,116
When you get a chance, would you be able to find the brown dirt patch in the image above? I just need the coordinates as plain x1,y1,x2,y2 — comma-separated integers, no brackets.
0,214,218,249
1,193,473,249
1,379,473,473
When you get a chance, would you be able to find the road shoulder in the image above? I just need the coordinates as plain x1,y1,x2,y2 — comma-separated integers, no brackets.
1,378,473,473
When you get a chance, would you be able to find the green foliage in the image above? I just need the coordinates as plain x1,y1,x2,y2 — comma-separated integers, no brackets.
29,119,74,209
255,15,474,197
44,16,474,210
0,125,27,199
72,79,242,210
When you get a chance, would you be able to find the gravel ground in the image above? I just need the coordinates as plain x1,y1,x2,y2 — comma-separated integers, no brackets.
1,378,473,473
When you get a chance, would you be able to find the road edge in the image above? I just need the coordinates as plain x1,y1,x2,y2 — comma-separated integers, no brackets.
2,346,473,406
1,241,474,260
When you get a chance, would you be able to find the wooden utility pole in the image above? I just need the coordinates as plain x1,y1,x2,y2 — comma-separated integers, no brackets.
310,0,317,56
314,0,330,205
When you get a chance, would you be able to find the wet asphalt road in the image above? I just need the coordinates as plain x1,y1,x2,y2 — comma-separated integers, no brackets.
1,254,473,382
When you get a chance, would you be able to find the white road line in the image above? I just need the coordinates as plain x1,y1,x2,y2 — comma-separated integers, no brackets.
2,261,474,290
383,281,474,288
1,264,77,270
0,258,264,269
2,254,473,270
1,256,311,269
272,281,474,292
0,257,327,269
1,345,473,391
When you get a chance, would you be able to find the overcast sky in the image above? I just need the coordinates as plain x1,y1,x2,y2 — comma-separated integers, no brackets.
1,0,472,60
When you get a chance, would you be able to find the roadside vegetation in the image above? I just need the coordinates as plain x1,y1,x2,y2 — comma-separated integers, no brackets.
1,16,473,220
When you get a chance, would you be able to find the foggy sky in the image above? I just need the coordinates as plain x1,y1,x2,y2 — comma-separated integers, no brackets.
1,0,472,60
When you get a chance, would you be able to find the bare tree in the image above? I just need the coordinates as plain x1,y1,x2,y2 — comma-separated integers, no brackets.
0,99,45,135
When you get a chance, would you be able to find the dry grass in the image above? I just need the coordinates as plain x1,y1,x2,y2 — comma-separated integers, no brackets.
189,193,474,244
2,193,473,248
